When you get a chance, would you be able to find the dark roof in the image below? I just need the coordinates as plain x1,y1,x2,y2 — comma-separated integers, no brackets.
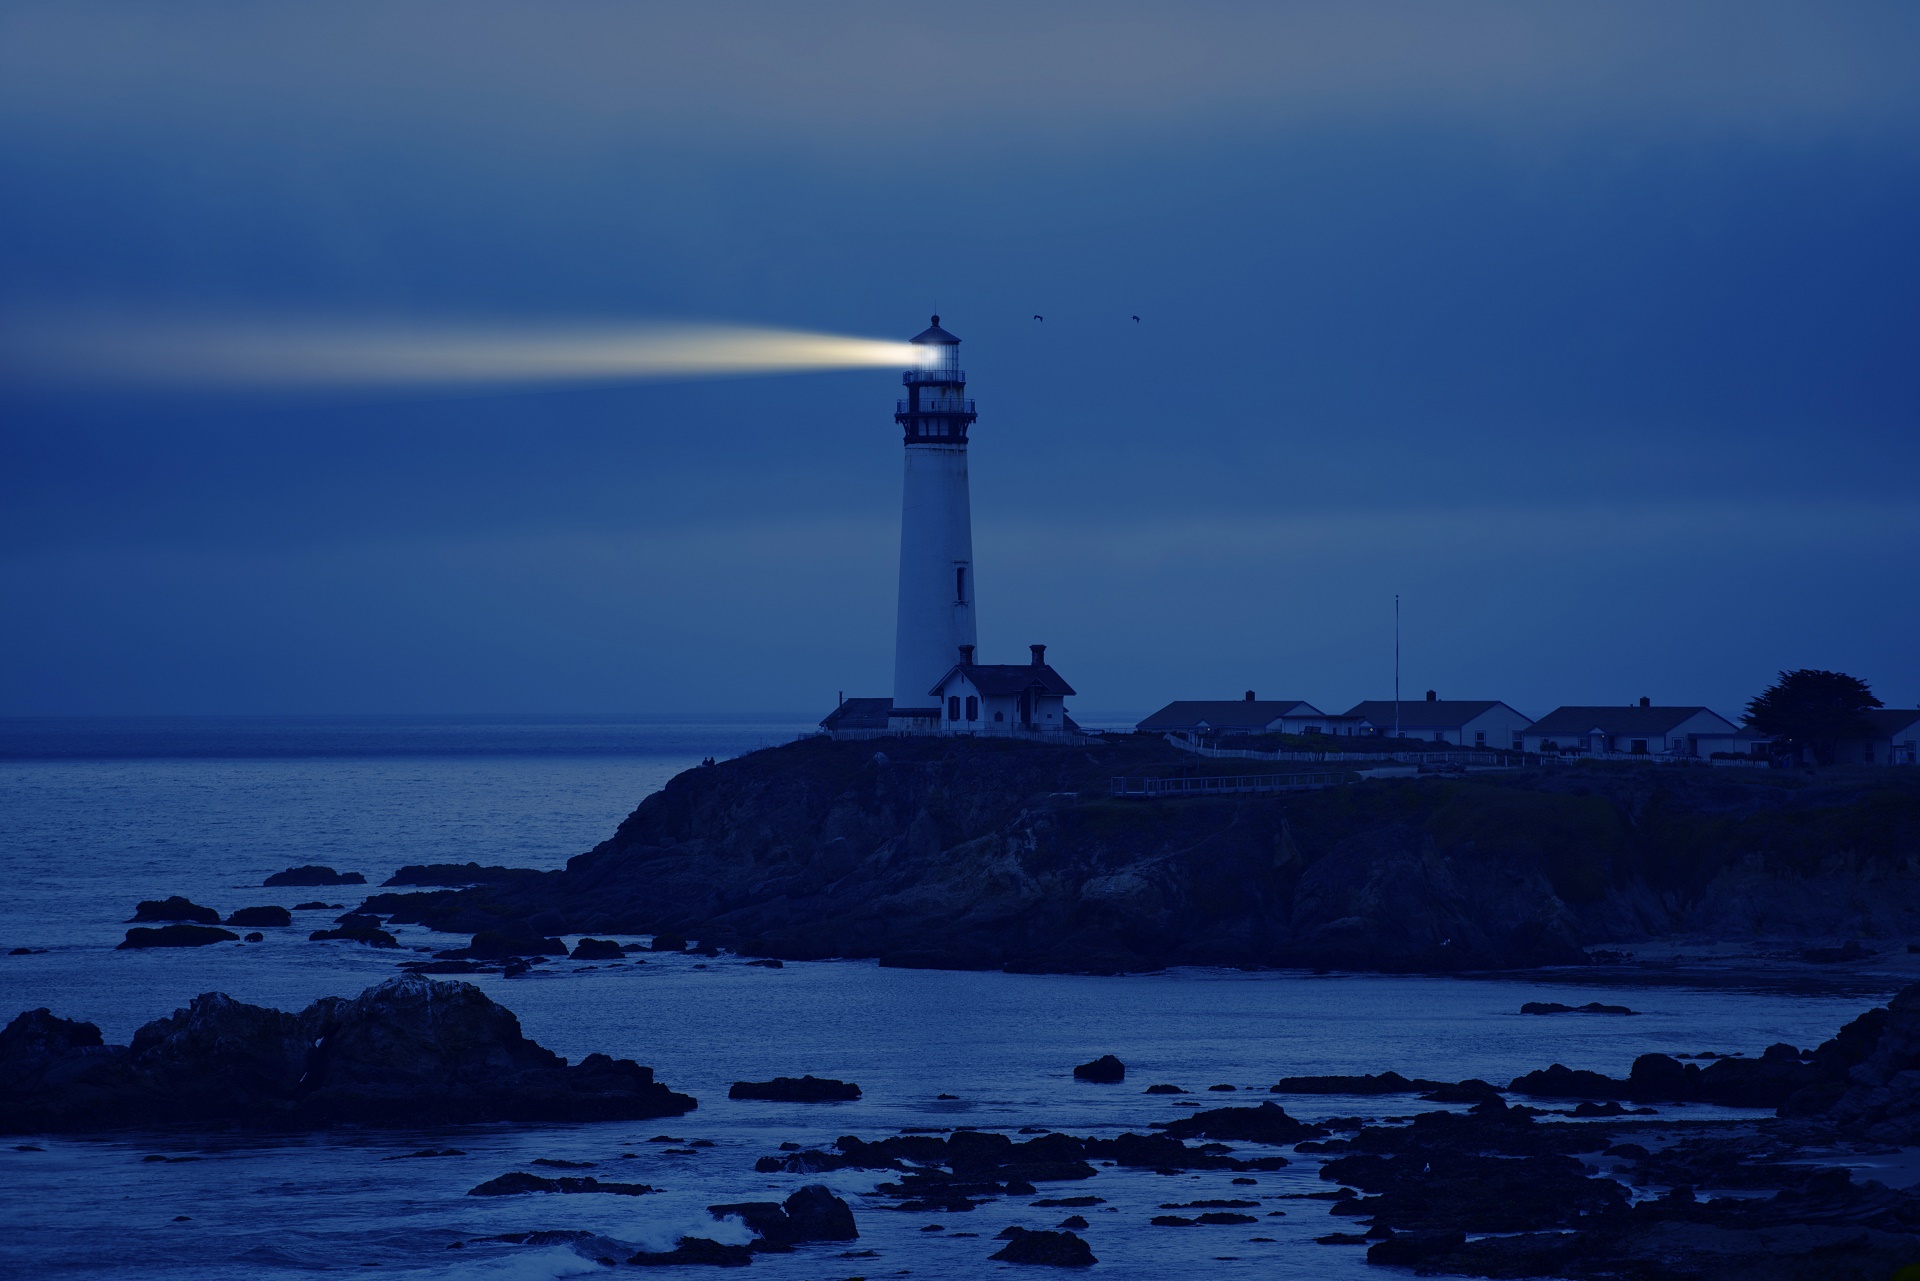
910,315,960,345
1524,706,1734,737
1136,700,1323,732
819,697,893,731
1343,700,1528,730
1861,708,1920,737
930,663,1075,698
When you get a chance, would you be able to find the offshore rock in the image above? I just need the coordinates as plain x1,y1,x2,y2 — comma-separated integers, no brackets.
570,938,625,960
308,926,400,948
264,866,365,887
468,1171,654,1196
708,1184,858,1247
628,1238,753,1267
728,1075,861,1102
1158,1101,1326,1145
1072,1055,1125,1083
382,863,547,887
990,1227,1096,1267
118,924,238,949
129,897,220,925
0,976,696,1131
225,906,293,928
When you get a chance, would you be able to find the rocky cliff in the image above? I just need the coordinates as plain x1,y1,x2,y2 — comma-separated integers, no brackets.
365,736,1920,973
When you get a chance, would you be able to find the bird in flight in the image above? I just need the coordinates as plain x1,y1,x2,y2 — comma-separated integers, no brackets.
1032,314,1044,322
1131,315,1140,323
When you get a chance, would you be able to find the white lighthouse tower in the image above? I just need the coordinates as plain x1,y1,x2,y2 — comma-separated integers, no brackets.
888,316,977,730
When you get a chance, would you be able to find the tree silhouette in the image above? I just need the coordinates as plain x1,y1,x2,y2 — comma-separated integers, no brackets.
1744,669,1881,766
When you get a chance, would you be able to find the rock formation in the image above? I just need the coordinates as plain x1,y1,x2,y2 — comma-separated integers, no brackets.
0,976,695,1130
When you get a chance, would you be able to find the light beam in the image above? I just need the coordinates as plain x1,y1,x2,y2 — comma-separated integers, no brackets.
1,317,938,390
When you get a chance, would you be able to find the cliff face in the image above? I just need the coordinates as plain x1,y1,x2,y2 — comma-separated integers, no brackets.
366,736,1920,973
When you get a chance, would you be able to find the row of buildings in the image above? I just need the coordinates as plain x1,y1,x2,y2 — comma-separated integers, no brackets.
1135,692,1920,765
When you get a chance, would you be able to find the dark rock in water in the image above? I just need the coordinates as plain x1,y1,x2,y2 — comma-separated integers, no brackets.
628,1237,753,1267
1058,1214,1089,1229
292,902,339,911
129,897,220,925
243,932,264,943
729,1075,861,1102
650,933,689,952
1072,1054,1125,1083
1367,1230,1465,1267
1510,1050,1820,1110
531,1157,595,1168
119,925,237,949
381,863,546,888
0,976,697,1131
744,958,784,968
1269,1071,1435,1095
9,947,46,955
989,1227,1095,1267
399,960,487,975
468,1171,655,1196
385,1148,463,1159
1802,940,1875,963
1159,1101,1327,1145
570,938,625,960
225,906,293,928
709,1184,858,1246
444,931,568,960
1521,1001,1636,1016
263,866,364,887
1145,1083,1185,1094
308,926,399,948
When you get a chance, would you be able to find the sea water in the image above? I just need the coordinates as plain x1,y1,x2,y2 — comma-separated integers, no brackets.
0,717,1898,1279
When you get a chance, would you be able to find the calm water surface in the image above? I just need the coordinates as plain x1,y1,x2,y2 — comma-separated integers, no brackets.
0,717,1894,1279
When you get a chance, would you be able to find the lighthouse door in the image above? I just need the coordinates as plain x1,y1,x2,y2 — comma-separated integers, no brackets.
1018,690,1033,728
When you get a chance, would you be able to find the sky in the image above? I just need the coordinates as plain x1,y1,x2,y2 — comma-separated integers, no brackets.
1,2,1916,720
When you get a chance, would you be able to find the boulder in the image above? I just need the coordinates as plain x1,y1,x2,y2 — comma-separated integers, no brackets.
1159,1101,1326,1145
1269,1072,1433,1094
989,1227,1096,1267
650,933,689,952
0,976,697,1130
709,1184,857,1246
1072,1054,1125,1083
225,906,293,928
118,925,238,949
309,926,399,948
628,1238,753,1267
1521,1001,1636,1016
570,938,625,960
447,930,568,960
263,866,365,887
729,1075,861,1102
467,1172,654,1196
129,897,220,925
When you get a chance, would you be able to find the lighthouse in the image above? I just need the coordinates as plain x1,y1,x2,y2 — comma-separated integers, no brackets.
888,316,977,730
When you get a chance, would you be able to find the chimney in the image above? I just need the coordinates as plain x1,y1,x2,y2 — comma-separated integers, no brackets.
1426,689,1437,702
1244,690,1256,702
1639,696,1650,707
1029,644,1046,667
958,644,975,665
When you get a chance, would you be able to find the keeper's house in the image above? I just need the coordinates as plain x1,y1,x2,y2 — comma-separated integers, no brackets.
1521,701,1741,757
929,644,1077,736
1342,693,1534,749
1136,694,1329,736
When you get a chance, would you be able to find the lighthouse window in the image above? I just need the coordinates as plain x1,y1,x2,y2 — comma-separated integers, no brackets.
965,695,978,720
955,566,967,603
948,696,961,721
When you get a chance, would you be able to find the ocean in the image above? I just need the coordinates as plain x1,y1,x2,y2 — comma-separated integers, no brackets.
0,716,1897,1279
